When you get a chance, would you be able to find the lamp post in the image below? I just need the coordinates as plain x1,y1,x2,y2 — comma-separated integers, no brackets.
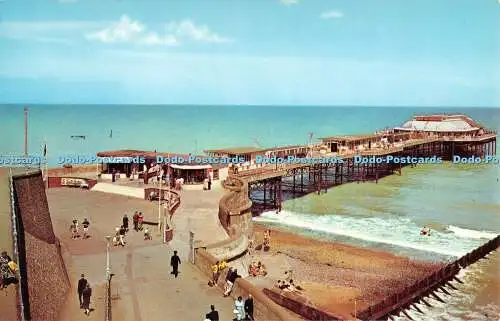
105,235,111,278
158,166,163,232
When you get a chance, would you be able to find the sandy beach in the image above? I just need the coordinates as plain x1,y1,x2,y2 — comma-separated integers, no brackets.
247,223,443,318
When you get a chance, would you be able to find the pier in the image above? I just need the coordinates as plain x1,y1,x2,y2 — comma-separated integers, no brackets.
218,115,497,214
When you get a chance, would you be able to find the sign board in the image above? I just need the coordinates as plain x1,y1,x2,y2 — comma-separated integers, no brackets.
61,177,88,188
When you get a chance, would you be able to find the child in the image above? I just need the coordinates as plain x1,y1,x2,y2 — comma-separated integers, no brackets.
82,218,90,239
70,219,79,239
144,228,152,240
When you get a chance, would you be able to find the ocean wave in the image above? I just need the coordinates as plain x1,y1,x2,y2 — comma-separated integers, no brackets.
447,225,498,240
253,210,497,258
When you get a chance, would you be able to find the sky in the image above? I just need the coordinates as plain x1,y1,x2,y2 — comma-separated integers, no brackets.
0,0,499,106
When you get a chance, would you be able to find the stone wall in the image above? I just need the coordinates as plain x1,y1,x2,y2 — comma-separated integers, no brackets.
13,171,70,321
263,288,345,321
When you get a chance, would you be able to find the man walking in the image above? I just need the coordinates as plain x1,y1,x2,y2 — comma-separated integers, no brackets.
205,305,219,321
170,250,181,278
245,294,254,320
77,274,88,308
122,214,129,232
133,211,139,231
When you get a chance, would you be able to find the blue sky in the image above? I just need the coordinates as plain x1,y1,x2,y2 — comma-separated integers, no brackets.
0,0,498,106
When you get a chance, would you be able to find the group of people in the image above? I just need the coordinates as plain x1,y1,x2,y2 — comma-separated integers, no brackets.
247,229,271,255
209,260,228,287
202,295,253,321
275,270,303,293
0,251,18,289
223,267,241,297
275,279,303,293
112,212,150,246
77,274,92,316
232,295,254,321
69,218,90,240
248,261,267,277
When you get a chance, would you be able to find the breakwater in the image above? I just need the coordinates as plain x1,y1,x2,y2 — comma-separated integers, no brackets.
357,235,500,320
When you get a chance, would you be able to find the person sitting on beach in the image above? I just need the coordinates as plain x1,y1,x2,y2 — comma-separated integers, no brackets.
70,219,79,239
248,262,258,277
263,230,271,249
275,280,289,291
144,228,152,240
287,279,303,292
82,218,90,239
256,261,267,276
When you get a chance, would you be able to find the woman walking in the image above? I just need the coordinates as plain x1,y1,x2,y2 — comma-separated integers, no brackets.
233,296,244,320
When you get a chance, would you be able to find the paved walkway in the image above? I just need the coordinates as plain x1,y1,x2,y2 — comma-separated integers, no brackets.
60,244,235,321
91,183,145,199
48,188,236,321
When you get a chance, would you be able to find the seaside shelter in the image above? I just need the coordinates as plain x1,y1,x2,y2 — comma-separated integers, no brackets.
96,150,225,185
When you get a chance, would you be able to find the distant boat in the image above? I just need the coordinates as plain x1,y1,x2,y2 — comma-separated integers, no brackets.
109,130,113,138
70,135,86,140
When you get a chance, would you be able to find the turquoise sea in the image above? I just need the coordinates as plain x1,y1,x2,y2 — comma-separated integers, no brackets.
1,105,499,320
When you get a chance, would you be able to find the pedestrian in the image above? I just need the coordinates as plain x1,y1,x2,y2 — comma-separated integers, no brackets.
133,211,139,231
138,212,144,231
223,267,233,296
245,294,254,320
119,225,126,246
77,274,88,308
170,250,181,278
82,283,92,315
70,219,79,239
82,218,90,239
210,261,219,286
233,296,244,320
122,214,129,232
224,268,240,297
205,304,219,321
208,178,212,190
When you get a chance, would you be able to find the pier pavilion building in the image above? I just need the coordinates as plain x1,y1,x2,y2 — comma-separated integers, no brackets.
95,150,225,186
393,114,493,137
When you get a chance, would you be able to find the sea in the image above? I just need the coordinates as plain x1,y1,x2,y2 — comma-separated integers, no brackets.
1,105,499,320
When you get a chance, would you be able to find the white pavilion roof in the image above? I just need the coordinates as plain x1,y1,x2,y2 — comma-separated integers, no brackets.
395,118,480,132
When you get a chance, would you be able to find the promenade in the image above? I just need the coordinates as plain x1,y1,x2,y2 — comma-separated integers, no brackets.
47,187,236,321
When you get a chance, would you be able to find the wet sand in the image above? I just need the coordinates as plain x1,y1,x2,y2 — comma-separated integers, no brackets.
249,223,443,318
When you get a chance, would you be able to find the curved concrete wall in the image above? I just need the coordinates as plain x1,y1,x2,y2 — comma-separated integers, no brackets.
13,171,70,321
219,177,253,237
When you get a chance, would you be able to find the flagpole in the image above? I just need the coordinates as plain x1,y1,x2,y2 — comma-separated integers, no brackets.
44,139,48,189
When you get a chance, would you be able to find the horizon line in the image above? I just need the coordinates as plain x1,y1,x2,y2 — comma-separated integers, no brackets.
1,103,499,109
